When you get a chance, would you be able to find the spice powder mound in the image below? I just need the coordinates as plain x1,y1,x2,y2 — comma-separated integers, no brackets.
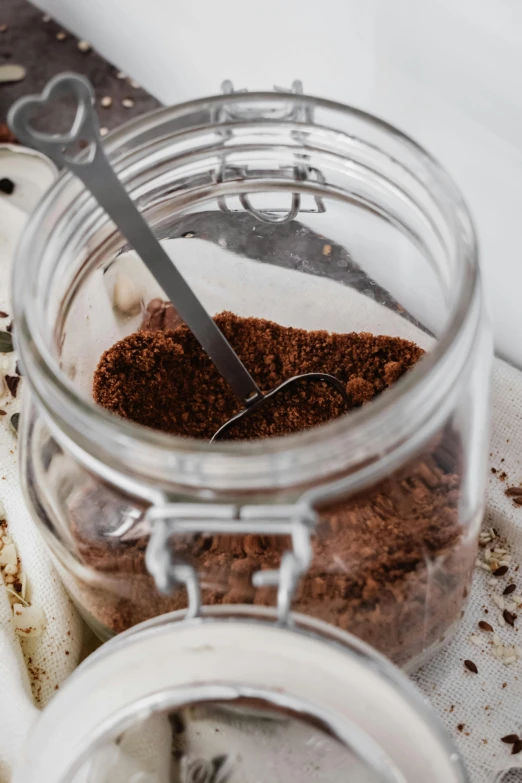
93,311,423,440
69,309,472,665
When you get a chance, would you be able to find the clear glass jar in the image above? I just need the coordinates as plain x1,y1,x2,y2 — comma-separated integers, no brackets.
14,89,492,667
14,606,469,783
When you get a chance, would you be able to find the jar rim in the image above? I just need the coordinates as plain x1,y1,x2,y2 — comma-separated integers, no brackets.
13,607,469,783
14,91,481,494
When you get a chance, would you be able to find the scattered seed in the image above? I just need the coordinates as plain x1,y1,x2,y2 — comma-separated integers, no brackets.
470,635,482,646
493,633,502,646
493,595,505,610
479,621,493,632
0,178,14,196
0,332,13,352
513,497,522,506
112,272,142,315
122,97,134,108
505,601,517,613
494,566,509,576
56,31,66,41
513,739,522,755
42,14,50,22
0,65,26,84
0,543,16,566
501,735,519,744
116,71,126,79
10,413,19,435
506,487,522,497
100,127,108,137
322,244,332,257
489,578,498,586
6,321,12,333
503,610,516,627
464,659,478,673
0,313,7,319
77,40,90,52
128,78,140,89
484,547,492,562
101,96,112,108
515,645,522,657
498,613,506,627
5,375,19,397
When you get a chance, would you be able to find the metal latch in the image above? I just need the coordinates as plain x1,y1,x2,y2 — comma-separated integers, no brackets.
213,79,326,224
144,503,316,624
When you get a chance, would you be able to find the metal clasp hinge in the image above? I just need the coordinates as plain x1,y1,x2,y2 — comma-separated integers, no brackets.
214,79,326,224
144,503,316,625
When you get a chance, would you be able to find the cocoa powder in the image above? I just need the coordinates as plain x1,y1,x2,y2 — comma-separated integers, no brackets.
93,311,423,440
67,310,471,664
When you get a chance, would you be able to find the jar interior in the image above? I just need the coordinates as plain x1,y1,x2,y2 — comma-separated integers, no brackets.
70,699,392,783
29,104,469,428
59,202,440,406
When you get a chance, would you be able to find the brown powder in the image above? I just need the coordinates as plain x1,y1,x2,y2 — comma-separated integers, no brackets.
66,310,472,665
93,311,423,440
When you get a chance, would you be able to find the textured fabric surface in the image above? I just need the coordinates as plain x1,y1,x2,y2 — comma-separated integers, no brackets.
413,361,522,783
0,149,86,783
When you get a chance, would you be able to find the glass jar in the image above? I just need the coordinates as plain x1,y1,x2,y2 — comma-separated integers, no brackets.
14,606,469,783
14,87,492,667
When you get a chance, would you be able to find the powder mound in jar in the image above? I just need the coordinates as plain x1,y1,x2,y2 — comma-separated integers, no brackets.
72,308,471,665
68,426,468,664
93,311,424,440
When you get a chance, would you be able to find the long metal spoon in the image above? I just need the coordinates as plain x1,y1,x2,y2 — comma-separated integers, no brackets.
9,72,350,441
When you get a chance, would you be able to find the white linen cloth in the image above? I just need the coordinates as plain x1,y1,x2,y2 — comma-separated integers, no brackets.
0,145,521,783
413,361,522,783
0,146,86,783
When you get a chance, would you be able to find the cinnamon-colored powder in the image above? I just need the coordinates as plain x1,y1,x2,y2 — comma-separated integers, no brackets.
93,311,423,440
66,310,472,665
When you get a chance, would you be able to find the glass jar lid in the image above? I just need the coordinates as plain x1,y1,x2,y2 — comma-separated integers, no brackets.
14,607,468,783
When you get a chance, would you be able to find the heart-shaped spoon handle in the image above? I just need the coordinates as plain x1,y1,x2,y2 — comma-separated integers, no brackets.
8,73,263,407
8,72,100,168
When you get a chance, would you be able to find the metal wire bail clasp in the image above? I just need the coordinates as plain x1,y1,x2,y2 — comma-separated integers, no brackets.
214,79,325,224
144,503,317,624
